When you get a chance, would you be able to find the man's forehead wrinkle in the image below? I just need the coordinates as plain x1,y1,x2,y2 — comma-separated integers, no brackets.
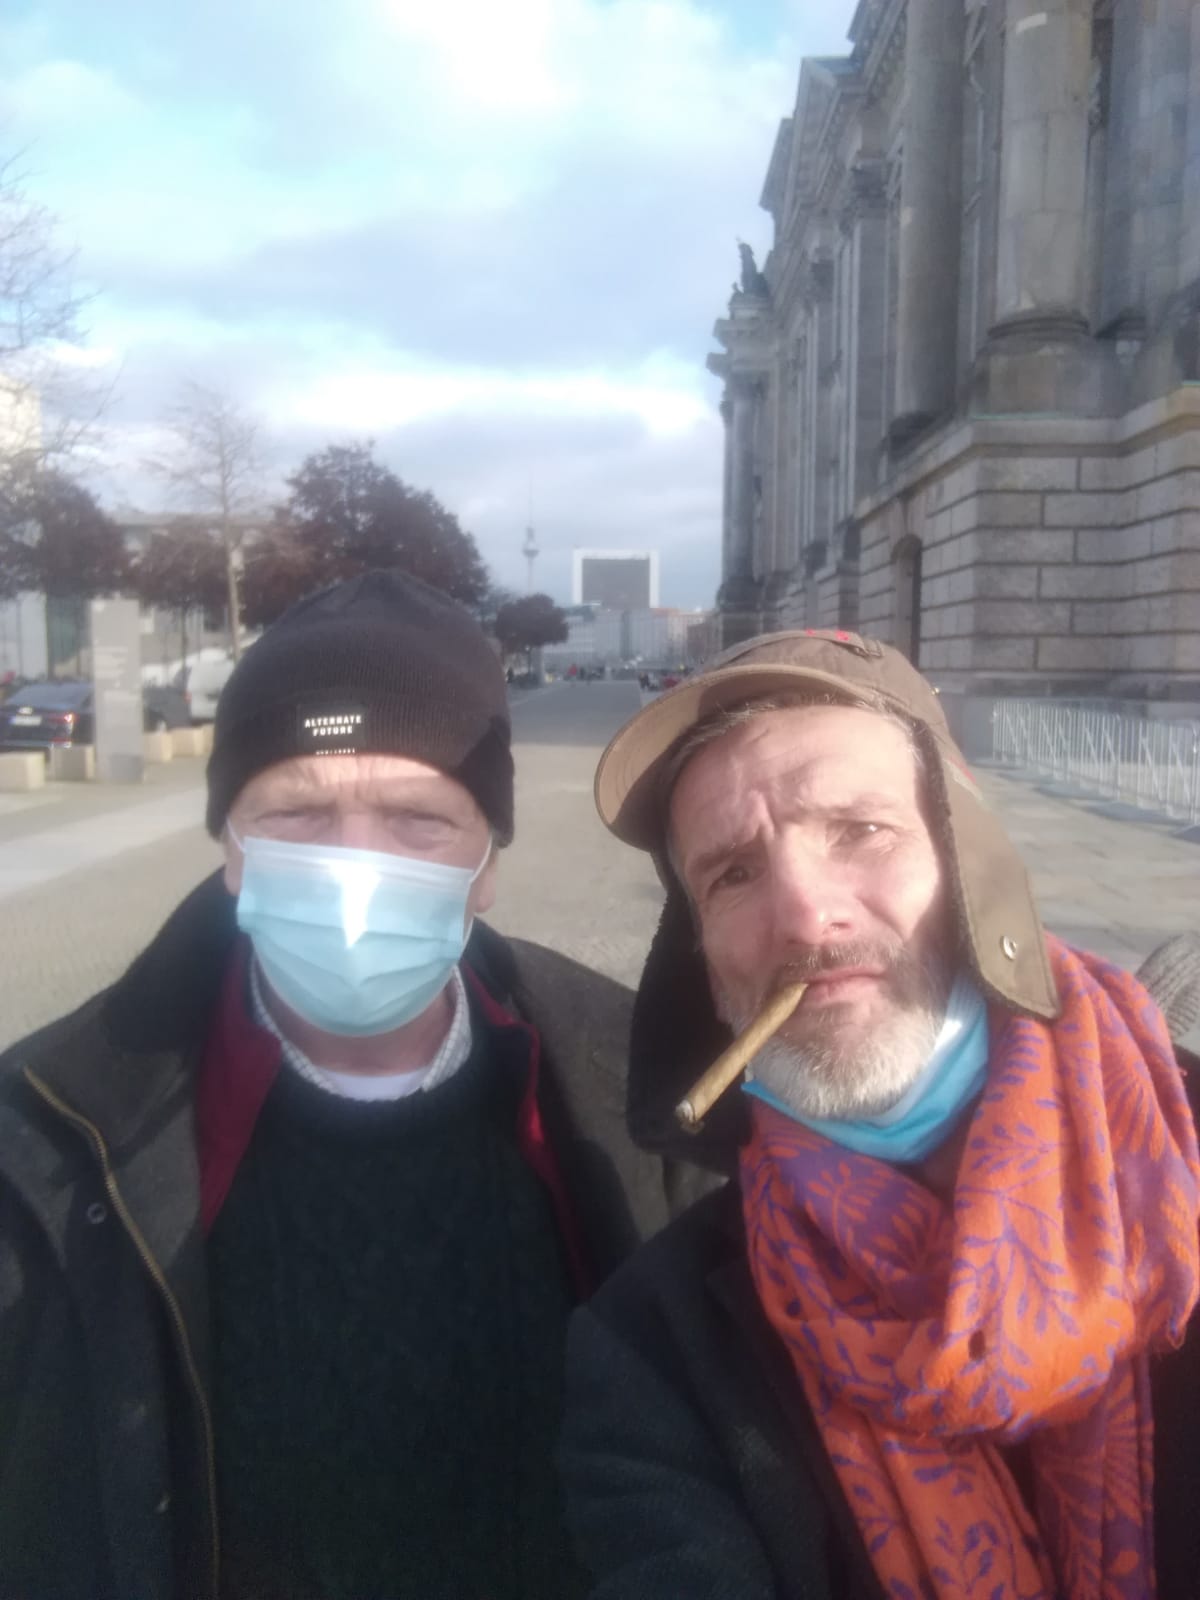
673,743,922,883
243,755,475,816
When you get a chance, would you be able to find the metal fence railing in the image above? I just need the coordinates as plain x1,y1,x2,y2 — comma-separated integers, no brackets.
990,700,1200,826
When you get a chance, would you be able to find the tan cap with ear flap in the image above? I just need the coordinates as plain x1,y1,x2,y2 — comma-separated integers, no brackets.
595,628,1059,1021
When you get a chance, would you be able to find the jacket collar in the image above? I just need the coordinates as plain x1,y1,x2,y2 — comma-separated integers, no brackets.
12,872,569,1335
19,870,529,1150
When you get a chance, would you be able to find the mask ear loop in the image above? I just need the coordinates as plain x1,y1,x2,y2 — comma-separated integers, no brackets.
226,820,244,854
468,834,495,884
461,834,495,945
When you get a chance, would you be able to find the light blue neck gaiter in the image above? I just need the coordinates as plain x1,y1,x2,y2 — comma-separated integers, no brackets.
743,971,989,1163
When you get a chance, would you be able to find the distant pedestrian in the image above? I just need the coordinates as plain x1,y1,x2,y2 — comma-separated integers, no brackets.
0,570,706,1600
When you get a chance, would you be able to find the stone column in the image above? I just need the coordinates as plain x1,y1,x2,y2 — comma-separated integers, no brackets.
891,0,965,443
806,259,836,554
844,161,889,504
727,375,758,582
784,339,806,574
1183,0,1200,294
993,0,1092,334
1132,0,1195,317
719,394,734,578
771,348,800,617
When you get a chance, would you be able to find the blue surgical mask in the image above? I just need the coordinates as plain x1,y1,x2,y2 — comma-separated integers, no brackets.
230,829,491,1037
743,972,989,1164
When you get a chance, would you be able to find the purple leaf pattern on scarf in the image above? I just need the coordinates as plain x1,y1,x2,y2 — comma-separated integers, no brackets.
740,938,1200,1600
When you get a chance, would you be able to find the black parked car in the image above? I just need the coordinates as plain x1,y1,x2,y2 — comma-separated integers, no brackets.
0,679,191,755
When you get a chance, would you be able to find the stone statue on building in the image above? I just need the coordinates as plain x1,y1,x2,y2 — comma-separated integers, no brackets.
737,240,769,298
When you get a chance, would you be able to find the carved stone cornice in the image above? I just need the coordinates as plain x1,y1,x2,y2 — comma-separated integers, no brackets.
861,0,906,109
839,157,889,231
815,153,848,214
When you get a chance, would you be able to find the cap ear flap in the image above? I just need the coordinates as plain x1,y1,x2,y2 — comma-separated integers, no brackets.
915,722,1058,1021
627,883,747,1173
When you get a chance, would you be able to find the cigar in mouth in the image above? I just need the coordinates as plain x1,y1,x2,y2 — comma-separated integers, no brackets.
675,979,809,1132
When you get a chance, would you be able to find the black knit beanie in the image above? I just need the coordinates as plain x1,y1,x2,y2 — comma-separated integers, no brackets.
205,570,513,842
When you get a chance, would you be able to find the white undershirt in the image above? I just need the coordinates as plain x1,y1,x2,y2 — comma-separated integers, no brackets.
248,960,474,1101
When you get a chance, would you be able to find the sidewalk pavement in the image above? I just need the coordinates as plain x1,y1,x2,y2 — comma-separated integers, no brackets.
0,682,1195,1053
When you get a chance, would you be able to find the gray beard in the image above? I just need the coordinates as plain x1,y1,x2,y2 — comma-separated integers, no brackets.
743,1004,945,1120
715,940,950,1122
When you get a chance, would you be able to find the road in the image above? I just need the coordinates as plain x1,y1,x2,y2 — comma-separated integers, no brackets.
0,680,1195,1052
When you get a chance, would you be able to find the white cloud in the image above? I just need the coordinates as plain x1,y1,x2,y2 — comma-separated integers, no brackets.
2,0,861,606
277,359,709,437
0,58,141,129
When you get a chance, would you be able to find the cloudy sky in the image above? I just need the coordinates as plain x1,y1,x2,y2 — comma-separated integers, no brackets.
2,0,856,608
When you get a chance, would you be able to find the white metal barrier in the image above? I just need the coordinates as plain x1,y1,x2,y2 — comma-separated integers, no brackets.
990,700,1200,826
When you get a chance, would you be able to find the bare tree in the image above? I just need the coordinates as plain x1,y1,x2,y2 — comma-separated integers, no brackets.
150,381,266,660
133,521,228,675
0,157,111,505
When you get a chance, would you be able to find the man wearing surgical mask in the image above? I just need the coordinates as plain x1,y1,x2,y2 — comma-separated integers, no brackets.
0,570,704,1600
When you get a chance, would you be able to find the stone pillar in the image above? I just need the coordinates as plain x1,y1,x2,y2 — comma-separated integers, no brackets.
844,161,889,503
1133,0,1194,317
972,0,1119,415
993,0,1091,335
783,338,806,575
717,370,765,649
805,259,836,553
1183,0,1200,295
727,375,759,582
763,347,793,622
1082,27,1110,333
891,0,965,444
719,394,734,577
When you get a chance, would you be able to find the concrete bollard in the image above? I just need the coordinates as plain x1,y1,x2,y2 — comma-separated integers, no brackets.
49,745,95,782
171,727,209,758
143,730,175,763
0,751,46,792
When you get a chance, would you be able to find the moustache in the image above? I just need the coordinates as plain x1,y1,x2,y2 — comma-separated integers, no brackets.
716,939,949,1037
772,938,911,987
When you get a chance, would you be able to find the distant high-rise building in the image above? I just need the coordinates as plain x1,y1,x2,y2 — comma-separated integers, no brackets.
572,549,659,611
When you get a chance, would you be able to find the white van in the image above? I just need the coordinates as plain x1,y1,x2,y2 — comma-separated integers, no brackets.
179,655,236,723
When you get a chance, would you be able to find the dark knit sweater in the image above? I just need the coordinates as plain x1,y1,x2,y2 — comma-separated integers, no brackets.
208,1013,579,1600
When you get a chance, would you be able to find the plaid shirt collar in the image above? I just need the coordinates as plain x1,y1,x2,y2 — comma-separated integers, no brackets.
248,958,473,1101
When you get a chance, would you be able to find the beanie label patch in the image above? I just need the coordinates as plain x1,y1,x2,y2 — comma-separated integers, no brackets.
297,703,367,756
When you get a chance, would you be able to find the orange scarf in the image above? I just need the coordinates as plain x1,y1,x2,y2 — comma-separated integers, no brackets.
740,938,1200,1600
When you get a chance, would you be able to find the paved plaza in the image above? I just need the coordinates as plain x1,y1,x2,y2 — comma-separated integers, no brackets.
0,681,1196,1053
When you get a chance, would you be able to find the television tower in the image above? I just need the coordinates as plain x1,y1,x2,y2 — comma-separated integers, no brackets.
521,524,539,593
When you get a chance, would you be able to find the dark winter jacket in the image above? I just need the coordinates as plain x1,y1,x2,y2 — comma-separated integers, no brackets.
0,871,708,1600
560,896,1200,1599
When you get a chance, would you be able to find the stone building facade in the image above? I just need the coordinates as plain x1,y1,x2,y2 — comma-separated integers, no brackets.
710,0,1200,699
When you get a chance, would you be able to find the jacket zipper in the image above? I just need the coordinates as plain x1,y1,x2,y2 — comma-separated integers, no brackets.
24,1067,219,1600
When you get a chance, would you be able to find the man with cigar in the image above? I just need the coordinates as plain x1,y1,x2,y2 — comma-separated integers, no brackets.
0,570,702,1600
562,628,1200,1600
